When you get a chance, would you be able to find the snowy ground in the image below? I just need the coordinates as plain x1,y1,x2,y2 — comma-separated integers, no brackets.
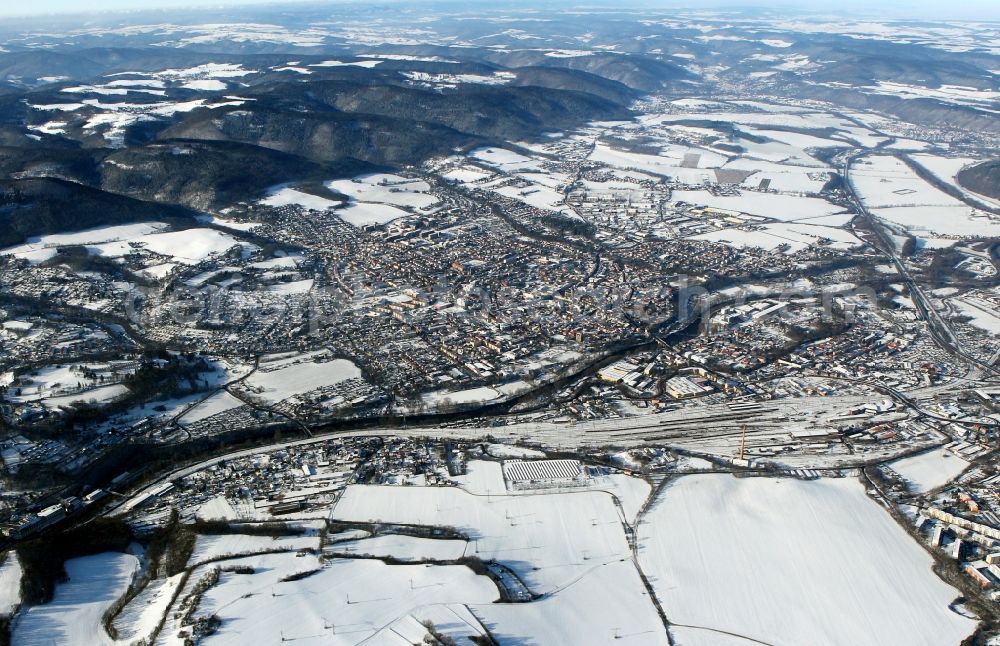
495,181,580,217
643,110,864,133
30,93,249,146
331,478,633,594
327,173,438,210
177,391,245,425
190,533,320,566
486,443,547,459
872,205,993,238
888,448,970,494
1,222,167,263
261,186,341,211
242,353,363,403
310,59,383,68
111,573,184,644
326,534,468,561
672,189,846,220
5,364,128,404
852,156,964,209
194,495,240,522
89,228,254,265
0,554,21,616
589,142,727,177
692,221,862,253
421,385,502,407
469,147,541,172
336,201,410,227
178,553,498,646
954,297,1000,335
38,384,129,409
851,155,1000,237
638,475,976,646
909,154,1000,209
449,460,650,524
330,466,664,645
12,552,139,646
473,558,669,646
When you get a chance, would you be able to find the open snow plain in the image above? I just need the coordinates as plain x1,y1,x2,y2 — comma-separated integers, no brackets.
12,552,139,646
888,448,971,494
331,463,667,644
331,481,633,594
638,475,976,646
850,155,1000,238
13,468,978,646
189,555,499,645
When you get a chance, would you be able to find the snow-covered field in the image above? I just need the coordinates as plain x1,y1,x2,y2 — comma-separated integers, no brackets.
197,214,261,232
149,63,253,80
672,189,846,220
475,558,669,645
692,221,862,253
177,552,497,645
29,88,249,145
16,473,966,646
954,297,1000,335
180,79,228,91
178,390,246,425
638,475,976,646
328,467,663,644
327,534,468,561
403,70,515,88
486,443,546,459
310,59,383,68
442,166,491,183
643,110,862,132
851,155,1000,237
83,227,253,265
730,160,833,193
261,186,341,211
242,352,363,403
909,154,1000,208
332,479,633,594
421,385,502,407
13,552,138,646
470,147,541,172
861,81,1000,107
1,222,168,262
194,496,240,522
589,142,727,176
495,181,576,215
327,173,438,210
265,278,314,295
741,127,848,152
190,532,320,566
448,460,650,524
111,573,184,644
5,364,126,404
38,384,129,409
0,554,21,616
873,205,997,237
336,201,410,227
888,447,970,494
731,136,829,168
852,156,963,209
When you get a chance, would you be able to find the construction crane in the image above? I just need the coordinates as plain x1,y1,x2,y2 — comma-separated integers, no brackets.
738,425,747,462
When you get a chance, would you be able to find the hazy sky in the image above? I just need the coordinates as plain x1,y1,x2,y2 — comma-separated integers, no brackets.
2,0,999,20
